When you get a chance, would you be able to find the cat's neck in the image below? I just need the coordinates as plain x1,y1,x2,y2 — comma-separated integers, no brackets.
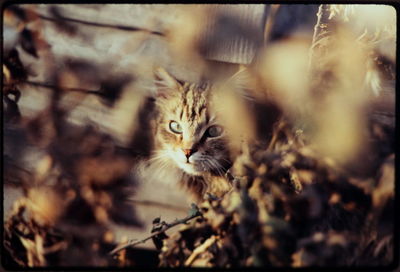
135,156,231,202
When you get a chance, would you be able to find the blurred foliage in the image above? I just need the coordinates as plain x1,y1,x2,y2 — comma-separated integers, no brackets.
158,4,395,268
158,119,394,267
3,4,395,269
3,4,148,268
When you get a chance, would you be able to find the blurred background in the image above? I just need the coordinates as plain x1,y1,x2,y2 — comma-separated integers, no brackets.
2,4,396,267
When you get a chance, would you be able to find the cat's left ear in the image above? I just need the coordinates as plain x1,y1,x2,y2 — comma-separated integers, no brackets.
154,67,181,99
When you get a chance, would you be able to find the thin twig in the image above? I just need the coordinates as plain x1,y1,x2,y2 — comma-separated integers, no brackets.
36,13,164,36
263,4,280,45
5,81,102,96
184,235,217,266
109,211,202,256
308,4,331,70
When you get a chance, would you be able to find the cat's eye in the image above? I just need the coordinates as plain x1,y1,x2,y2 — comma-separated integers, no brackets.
206,125,223,138
169,121,182,134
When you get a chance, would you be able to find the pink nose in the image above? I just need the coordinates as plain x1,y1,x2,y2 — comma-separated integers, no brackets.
183,149,193,158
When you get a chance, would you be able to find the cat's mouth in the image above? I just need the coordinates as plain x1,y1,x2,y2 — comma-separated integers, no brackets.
169,150,229,176
177,161,206,176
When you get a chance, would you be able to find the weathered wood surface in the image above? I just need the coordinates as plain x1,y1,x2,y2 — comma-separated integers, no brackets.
34,4,267,64
9,4,270,143
7,4,321,142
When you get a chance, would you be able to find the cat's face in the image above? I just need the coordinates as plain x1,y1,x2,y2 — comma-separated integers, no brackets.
153,68,232,176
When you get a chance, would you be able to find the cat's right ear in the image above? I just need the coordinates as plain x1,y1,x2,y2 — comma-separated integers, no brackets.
153,67,180,99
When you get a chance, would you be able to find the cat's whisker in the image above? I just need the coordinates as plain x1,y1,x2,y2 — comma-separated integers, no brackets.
219,158,232,171
147,151,173,180
153,160,171,180
214,165,225,177
157,164,170,178
219,157,231,164
199,160,208,172
156,153,171,167
148,155,166,163
202,160,213,173
205,156,224,177
217,156,229,163
214,165,224,177
212,158,227,177
148,151,170,162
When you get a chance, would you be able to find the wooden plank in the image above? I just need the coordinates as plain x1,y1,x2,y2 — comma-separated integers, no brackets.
200,4,266,64
28,4,267,65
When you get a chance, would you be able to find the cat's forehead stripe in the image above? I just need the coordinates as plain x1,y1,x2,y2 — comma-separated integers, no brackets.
179,83,209,124
179,108,184,120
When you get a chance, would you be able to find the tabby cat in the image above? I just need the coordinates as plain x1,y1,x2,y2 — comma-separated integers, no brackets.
137,67,239,201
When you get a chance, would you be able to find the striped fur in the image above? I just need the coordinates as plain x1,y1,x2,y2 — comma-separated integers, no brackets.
147,68,232,201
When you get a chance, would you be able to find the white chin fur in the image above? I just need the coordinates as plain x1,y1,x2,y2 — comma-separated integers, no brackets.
178,162,203,175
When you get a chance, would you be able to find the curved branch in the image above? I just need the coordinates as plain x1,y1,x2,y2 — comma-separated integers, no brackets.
109,210,202,256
